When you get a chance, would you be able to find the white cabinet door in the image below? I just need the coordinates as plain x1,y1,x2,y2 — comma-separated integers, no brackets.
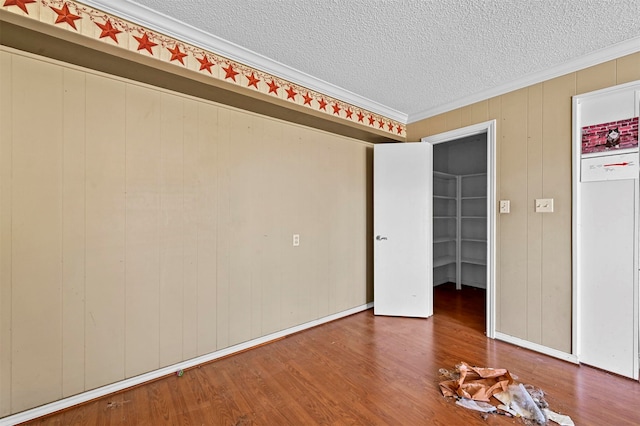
373,143,432,318
578,179,639,379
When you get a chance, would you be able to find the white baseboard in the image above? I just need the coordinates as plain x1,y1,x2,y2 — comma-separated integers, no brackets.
0,302,373,426
494,332,578,364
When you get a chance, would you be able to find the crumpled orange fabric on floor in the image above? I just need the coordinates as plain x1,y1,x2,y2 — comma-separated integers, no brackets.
439,362,514,402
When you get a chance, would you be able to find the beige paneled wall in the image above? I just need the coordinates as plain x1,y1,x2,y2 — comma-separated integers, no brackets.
0,48,371,416
407,52,640,354
8,53,65,414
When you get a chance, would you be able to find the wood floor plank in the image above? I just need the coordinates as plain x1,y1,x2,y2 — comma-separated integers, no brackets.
19,283,640,425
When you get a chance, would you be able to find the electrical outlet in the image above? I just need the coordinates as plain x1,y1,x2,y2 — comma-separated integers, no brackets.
535,198,554,213
293,234,300,246
499,200,510,214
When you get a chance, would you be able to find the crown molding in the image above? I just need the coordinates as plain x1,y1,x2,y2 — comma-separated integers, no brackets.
408,35,640,124
80,0,408,123
38,1,640,126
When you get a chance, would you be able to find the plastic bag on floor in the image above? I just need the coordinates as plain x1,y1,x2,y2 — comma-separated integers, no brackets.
494,383,546,424
455,398,497,413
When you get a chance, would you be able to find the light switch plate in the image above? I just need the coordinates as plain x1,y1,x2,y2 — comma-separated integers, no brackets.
535,198,554,213
499,200,510,214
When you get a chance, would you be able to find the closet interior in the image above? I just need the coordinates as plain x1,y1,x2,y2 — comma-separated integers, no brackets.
433,134,488,290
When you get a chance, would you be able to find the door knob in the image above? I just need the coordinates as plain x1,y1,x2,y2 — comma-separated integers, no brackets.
376,235,387,241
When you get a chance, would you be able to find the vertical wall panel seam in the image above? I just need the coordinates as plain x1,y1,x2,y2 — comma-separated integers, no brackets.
83,73,88,392
195,105,199,353
496,97,502,332
540,82,545,345
540,81,546,345
9,55,15,413
123,85,128,378
60,67,65,400
181,100,186,358
571,74,577,352
539,86,544,345
158,96,162,365
180,99,184,360
225,112,230,349
156,94,161,368
525,88,530,342
9,53,14,414
256,123,262,335
537,87,543,344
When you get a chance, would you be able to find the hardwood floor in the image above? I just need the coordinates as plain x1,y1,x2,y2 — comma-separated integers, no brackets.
22,283,640,425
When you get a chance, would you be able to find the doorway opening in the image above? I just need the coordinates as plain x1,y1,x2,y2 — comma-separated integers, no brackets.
422,120,496,337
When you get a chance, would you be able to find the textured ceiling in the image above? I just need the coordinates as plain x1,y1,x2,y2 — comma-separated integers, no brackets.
119,0,639,122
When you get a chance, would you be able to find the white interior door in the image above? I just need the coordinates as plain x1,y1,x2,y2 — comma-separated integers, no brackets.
373,142,433,318
578,179,639,379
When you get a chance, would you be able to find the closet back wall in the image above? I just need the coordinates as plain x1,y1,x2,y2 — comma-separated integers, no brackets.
0,48,371,416
434,138,487,176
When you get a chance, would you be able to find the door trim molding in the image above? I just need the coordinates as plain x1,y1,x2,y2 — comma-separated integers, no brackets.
421,119,497,338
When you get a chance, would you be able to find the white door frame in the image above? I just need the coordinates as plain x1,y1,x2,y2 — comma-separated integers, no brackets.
422,120,497,338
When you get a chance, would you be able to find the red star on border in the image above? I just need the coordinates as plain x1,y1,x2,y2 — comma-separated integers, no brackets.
50,3,81,30
223,64,239,81
133,32,157,55
286,87,297,101
267,80,280,95
167,44,187,65
318,98,328,111
345,108,353,119
246,72,260,89
357,111,365,123
378,119,385,129
387,122,394,131
332,104,341,115
197,55,214,73
96,19,121,43
396,125,403,135
303,92,313,106
368,115,375,126
3,0,35,14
